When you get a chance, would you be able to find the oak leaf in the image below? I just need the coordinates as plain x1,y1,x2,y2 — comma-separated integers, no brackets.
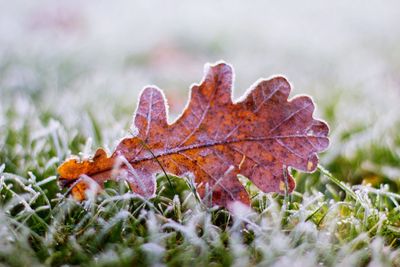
58,62,329,208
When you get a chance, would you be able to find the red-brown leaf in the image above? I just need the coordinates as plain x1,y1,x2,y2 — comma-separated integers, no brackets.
58,62,329,208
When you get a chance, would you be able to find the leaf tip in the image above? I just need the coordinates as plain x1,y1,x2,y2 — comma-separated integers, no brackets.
203,61,233,82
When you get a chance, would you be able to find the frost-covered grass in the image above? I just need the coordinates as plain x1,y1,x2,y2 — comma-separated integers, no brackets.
1,90,400,267
1,1,400,266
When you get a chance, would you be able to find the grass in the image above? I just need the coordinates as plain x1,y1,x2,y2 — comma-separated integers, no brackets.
1,88,400,267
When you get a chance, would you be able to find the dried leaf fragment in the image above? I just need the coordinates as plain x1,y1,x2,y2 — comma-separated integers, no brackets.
58,62,329,208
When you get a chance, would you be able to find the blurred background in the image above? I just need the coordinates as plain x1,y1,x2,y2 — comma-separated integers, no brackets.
1,1,400,191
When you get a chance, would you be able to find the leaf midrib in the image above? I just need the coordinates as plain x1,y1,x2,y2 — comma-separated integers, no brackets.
133,134,326,163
